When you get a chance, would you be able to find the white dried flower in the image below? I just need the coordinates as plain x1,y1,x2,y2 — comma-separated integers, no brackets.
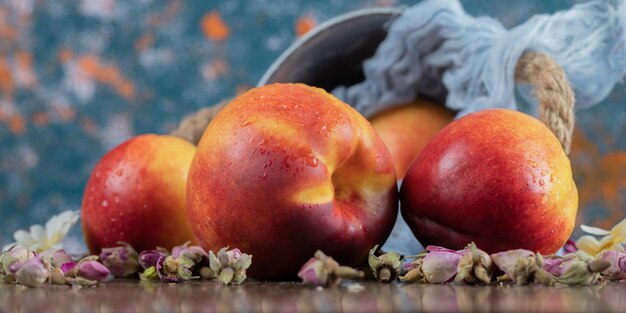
2,210,80,253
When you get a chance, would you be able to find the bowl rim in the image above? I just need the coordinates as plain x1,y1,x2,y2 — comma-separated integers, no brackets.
257,7,404,87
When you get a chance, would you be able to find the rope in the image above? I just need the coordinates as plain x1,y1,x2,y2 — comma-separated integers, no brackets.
172,51,575,154
515,51,575,154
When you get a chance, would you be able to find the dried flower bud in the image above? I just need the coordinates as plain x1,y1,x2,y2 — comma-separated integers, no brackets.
563,240,577,254
76,256,112,285
199,266,215,280
597,250,626,281
139,266,159,281
297,250,362,287
156,255,194,283
99,242,140,278
60,262,77,276
12,256,48,287
400,246,464,283
41,249,74,268
490,249,554,285
455,243,492,284
555,253,610,285
172,242,208,265
1,246,35,275
139,249,169,270
208,248,252,285
49,267,67,285
368,245,402,283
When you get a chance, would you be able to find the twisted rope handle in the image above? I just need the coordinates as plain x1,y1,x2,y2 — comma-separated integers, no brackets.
515,51,575,154
172,51,575,153
170,100,227,145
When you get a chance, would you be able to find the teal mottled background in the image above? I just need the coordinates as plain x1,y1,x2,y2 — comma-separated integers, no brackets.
0,0,624,252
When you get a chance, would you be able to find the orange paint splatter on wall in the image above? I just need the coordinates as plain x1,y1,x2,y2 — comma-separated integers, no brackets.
15,51,37,88
8,114,26,135
571,127,626,229
295,14,317,38
77,55,136,100
201,11,230,42
58,48,73,63
80,117,98,136
135,33,155,52
0,56,14,99
201,58,228,81
31,112,49,127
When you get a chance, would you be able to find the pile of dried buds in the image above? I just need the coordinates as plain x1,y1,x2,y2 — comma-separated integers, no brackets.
1,246,111,287
298,241,616,287
0,241,251,288
298,218,626,288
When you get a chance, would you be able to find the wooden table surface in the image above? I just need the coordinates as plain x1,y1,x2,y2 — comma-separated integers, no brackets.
1,280,624,313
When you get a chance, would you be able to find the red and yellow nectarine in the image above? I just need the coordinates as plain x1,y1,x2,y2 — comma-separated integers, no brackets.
82,134,197,253
369,99,455,179
400,109,578,254
187,83,398,280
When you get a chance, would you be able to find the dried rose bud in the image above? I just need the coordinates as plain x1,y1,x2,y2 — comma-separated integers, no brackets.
490,249,554,285
555,253,610,285
75,256,112,285
598,250,626,281
41,249,74,269
209,248,253,285
298,258,326,286
563,240,577,254
156,255,194,283
60,262,77,276
139,249,169,270
297,250,362,287
400,246,464,283
1,246,35,274
368,245,402,283
172,242,208,265
139,266,159,281
49,267,67,285
11,256,48,287
100,242,140,278
455,243,492,284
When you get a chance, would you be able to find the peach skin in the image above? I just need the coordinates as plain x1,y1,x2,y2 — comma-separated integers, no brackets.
370,99,455,179
400,109,578,254
187,83,398,280
82,134,198,253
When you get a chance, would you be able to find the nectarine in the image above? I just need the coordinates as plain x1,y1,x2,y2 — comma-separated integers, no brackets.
82,134,198,253
400,109,578,254
369,100,455,179
187,83,398,280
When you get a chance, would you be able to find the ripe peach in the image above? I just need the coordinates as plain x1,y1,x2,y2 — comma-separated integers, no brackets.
187,83,398,280
369,100,455,179
400,109,578,254
82,134,197,253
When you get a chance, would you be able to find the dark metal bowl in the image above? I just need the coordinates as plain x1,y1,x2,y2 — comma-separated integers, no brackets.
258,8,403,92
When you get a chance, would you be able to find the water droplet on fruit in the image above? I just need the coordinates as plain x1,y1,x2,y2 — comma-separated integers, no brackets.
540,170,547,177
241,120,251,127
110,217,117,222
95,171,101,178
114,197,120,203
539,179,545,186
101,200,109,207
306,155,318,167
541,194,548,204
527,160,538,168
550,174,556,183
